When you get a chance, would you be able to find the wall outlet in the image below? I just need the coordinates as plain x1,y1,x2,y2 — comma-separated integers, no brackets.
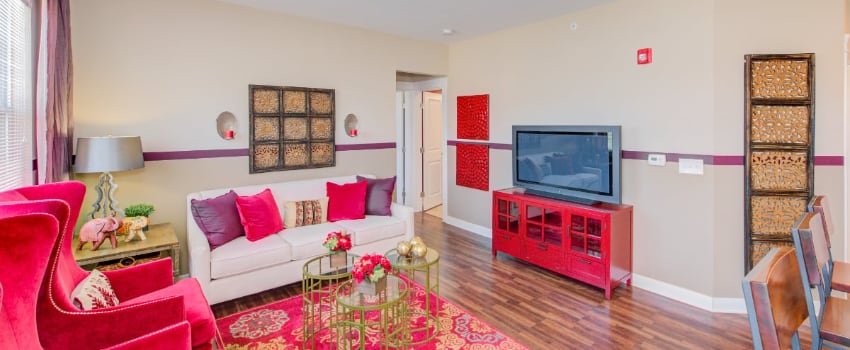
648,154,666,166
678,158,704,175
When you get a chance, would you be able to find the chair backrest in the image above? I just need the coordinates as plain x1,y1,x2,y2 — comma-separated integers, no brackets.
0,181,91,310
0,205,65,349
792,212,831,294
808,195,835,250
743,246,809,350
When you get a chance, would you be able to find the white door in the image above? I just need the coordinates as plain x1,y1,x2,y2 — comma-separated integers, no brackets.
422,91,443,210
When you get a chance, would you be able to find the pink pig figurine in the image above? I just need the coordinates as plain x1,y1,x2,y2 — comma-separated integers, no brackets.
77,217,122,251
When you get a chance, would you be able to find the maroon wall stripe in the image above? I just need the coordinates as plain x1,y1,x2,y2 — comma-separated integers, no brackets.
139,143,396,162
448,141,843,166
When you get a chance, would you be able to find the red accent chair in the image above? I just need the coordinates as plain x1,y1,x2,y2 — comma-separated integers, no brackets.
0,182,215,349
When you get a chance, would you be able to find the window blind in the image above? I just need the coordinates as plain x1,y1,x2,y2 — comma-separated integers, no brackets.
0,0,31,190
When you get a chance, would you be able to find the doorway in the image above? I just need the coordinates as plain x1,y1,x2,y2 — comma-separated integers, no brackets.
395,72,447,218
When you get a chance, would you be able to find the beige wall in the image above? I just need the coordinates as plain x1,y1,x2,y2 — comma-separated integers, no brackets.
71,0,448,274
447,0,845,298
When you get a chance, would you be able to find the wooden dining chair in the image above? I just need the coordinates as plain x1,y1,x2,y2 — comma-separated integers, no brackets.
743,247,808,349
792,212,850,349
809,195,850,293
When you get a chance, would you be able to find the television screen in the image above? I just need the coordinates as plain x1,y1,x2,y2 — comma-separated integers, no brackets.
513,125,621,204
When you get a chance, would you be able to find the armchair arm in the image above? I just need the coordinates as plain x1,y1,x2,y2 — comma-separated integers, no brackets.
104,321,191,350
102,258,174,300
39,295,187,350
391,202,415,240
186,196,212,294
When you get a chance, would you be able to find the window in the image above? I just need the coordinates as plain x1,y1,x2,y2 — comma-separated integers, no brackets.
0,0,32,190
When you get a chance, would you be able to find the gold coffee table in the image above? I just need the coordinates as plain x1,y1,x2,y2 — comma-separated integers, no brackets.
334,275,410,350
386,248,440,344
302,252,359,349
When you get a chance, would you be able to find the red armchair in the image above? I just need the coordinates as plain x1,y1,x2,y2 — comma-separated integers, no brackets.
0,182,215,349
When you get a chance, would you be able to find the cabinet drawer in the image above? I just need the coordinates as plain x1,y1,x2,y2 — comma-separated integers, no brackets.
494,232,523,257
569,254,604,284
524,242,563,268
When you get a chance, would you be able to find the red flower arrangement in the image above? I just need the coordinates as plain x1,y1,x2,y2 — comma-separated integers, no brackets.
352,253,392,284
323,231,352,252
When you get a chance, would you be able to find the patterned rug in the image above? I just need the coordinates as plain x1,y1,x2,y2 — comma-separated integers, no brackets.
216,281,529,349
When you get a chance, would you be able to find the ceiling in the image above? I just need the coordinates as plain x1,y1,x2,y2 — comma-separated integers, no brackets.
217,0,616,43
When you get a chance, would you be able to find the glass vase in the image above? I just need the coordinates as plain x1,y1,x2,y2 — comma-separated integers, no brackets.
356,276,387,296
329,251,347,269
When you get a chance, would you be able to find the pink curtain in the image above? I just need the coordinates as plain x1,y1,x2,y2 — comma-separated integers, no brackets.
42,0,73,183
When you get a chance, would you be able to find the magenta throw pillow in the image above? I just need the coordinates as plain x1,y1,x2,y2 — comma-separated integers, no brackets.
356,176,395,216
326,181,368,221
235,188,284,241
190,190,245,250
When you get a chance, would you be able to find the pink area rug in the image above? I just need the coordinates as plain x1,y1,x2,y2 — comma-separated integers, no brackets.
216,281,529,349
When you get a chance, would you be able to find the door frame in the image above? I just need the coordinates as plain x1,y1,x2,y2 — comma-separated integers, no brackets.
396,77,448,215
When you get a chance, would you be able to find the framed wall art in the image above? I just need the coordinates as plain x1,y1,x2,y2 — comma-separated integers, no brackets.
248,85,335,173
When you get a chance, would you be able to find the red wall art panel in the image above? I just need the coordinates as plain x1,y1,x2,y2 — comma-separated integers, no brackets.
456,143,489,191
457,94,489,140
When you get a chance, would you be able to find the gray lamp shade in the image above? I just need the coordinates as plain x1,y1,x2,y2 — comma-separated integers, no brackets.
74,136,145,174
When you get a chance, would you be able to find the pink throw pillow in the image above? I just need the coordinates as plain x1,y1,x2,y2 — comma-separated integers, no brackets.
235,189,284,241
326,181,368,221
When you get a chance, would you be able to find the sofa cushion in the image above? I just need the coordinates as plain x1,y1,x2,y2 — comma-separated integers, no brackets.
190,190,244,250
335,215,407,245
210,234,292,279
327,181,367,221
236,188,284,241
283,197,328,228
279,222,342,260
357,175,395,216
124,278,216,347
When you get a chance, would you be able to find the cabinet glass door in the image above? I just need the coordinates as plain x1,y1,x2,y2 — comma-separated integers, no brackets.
496,199,520,234
570,214,585,253
586,217,603,258
525,204,563,245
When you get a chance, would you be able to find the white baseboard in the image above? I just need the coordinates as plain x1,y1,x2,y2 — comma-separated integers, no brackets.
443,215,491,238
442,215,747,314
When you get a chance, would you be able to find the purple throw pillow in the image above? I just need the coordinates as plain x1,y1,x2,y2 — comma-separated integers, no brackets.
356,176,396,216
191,190,245,250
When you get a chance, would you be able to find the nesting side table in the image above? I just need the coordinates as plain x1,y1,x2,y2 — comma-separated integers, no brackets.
302,252,359,349
334,275,410,350
385,248,440,344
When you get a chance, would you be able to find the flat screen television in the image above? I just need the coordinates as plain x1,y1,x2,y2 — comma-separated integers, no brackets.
512,125,621,205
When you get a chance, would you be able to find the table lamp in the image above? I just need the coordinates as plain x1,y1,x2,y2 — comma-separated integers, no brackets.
74,136,145,220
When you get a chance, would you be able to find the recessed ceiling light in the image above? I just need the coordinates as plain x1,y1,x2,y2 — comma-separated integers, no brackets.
441,28,455,35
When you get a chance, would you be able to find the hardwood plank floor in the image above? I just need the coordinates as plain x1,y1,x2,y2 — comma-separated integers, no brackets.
212,213,775,349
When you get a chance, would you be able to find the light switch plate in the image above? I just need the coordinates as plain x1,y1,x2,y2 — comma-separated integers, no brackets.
679,158,704,175
648,154,666,166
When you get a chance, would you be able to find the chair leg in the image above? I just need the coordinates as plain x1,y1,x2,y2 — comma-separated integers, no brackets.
792,332,801,350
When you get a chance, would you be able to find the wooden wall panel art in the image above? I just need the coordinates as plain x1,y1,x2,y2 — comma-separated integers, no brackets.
744,53,814,272
249,85,335,173
457,94,489,140
456,143,489,191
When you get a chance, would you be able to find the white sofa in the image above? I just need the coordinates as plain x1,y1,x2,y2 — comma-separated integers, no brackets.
186,175,414,304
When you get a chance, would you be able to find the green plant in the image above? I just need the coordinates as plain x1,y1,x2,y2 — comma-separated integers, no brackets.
124,203,155,217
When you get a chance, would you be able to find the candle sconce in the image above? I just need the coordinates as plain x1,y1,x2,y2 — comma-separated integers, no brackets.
344,113,358,137
217,111,237,140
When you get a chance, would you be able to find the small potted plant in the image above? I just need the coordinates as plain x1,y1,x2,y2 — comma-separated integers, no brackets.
323,231,352,268
121,203,155,242
352,253,392,295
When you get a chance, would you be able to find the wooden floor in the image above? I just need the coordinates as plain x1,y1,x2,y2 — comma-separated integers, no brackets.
212,213,764,349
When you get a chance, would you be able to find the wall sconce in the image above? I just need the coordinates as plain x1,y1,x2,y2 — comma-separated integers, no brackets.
217,111,237,140
345,113,358,137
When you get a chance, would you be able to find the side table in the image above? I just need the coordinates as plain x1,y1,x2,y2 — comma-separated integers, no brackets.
72,222,179,277
386,248,440,344
334,275,410,350
302,252,359,349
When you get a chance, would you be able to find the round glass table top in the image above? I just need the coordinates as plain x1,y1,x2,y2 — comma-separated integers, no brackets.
385,247,439,269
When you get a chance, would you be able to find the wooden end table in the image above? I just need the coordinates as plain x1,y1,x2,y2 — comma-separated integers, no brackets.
72,222,180,277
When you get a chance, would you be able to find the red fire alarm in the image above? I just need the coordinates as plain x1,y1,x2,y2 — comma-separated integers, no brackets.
637,48,652,65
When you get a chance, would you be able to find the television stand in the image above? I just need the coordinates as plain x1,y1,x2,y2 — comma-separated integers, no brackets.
492,187,633,299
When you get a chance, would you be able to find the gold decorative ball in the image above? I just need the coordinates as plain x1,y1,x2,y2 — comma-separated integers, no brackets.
411,243,428,258
397,241,412,257
410,236,424,246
